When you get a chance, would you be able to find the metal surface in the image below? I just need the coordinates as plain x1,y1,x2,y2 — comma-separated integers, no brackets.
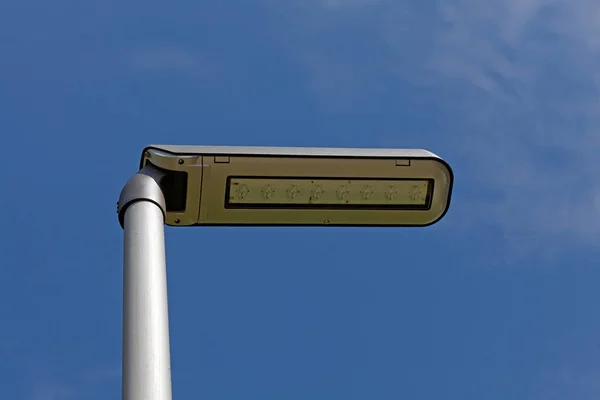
139,145,453,227
141,150,203,226
118,165,167,228
141,144,440,159
122,190,172,400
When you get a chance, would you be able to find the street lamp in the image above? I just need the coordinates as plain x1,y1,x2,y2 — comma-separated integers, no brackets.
118,145,454,400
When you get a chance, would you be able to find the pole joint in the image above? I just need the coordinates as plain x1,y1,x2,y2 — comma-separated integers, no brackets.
118,164,167,229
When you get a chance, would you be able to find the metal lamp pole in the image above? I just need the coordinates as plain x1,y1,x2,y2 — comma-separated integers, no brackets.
114,144,454,400
118,166,173,400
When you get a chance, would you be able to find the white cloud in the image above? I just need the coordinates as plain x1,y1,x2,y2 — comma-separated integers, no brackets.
263,0,600,256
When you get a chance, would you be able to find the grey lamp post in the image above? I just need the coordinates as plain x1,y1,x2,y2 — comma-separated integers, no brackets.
117,145,454,400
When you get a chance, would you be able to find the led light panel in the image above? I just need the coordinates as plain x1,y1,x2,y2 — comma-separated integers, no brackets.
226,177,433,210
136,145,454,227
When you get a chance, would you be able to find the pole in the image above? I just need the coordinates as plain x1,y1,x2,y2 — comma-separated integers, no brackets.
119,167,172,400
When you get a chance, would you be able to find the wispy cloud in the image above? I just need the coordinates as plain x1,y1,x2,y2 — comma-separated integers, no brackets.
263,0,600,257
126,47,209,78
28,365,120,400
533,365,600,400
80,365,121,383
428,0,600,253
319,0,383,9
31,382,75,400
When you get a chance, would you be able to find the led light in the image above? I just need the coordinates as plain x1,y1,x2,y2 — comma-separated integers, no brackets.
262,185,274,199
227,177,433,210
287,185,300,199
236,184,249,200
313,185,324,200
386,185,399,200
337,185,349,200
409,184,425,202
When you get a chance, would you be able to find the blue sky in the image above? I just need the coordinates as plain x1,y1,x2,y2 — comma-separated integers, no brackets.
2,0,600,398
